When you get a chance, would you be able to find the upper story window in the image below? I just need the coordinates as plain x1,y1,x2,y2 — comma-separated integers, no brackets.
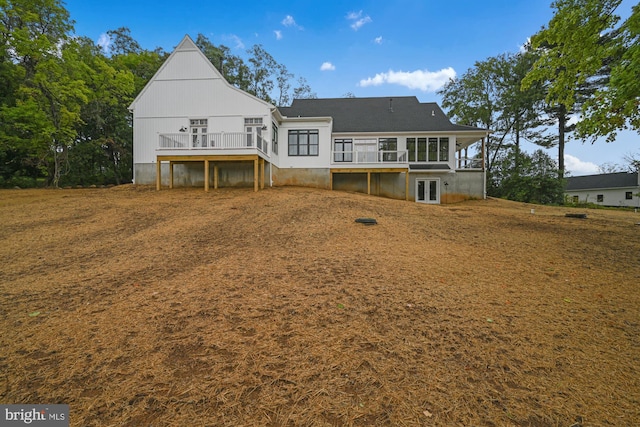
272,122,278,155
288,130,319,156
334,139,353,162
407,137,449,162
244,117,263,147
379,138,397,162
190,119,208,147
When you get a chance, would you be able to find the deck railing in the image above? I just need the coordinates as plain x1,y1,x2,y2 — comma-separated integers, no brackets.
456,156,483,170
332,150,408,164
159,132,268,155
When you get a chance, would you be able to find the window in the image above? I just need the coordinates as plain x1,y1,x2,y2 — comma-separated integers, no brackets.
288,130,319,156
626,191,633,200
407,138,416,162
439,137,449,161
572,196,579,203
379,138,397,161
334,139,353,162
597,194,604,202
244,117,263,147
272,122,278,155
190,119,208,147
407,137,447,162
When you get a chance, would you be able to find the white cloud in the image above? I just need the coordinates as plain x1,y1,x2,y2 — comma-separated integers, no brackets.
282,15,303,30
224,34,244,50
320,62,336,71
347,10,372,31
565,154,599,176
97,33,111,54
358,67,457,92
374,36,383,44
274,30,282,40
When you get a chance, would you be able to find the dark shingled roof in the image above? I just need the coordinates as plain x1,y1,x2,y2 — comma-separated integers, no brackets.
278,96,486,134
566,172,639,190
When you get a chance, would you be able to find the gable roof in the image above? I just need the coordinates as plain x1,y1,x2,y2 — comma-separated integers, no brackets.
129,35,272,111
566,172,639,190
277,97,487,134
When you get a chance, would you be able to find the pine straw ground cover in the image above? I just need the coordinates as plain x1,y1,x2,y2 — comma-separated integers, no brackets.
0,186,638,427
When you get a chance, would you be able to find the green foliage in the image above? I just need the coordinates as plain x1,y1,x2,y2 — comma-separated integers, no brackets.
0,2,311,186
489,148,564,204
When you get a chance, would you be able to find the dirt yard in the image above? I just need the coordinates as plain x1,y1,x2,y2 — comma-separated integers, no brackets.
0,186,638,426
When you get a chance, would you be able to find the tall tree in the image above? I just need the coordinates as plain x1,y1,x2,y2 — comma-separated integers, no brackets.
522,0,624,177
246,44,277,104
578,4,640,141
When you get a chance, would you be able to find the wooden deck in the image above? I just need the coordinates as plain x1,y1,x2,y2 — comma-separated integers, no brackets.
156,154,266,192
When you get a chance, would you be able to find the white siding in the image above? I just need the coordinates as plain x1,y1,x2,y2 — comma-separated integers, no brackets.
277,120,333,169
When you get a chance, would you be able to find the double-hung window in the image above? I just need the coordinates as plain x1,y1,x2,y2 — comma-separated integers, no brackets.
288,130,319,156
334,139,353,162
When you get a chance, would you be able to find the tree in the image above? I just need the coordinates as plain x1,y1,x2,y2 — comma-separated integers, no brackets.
246,44,277,104
292,77,317,100
439,52,548,180
578,5,640,141
490,148,564,204
275,64,293,107
522,0,632,174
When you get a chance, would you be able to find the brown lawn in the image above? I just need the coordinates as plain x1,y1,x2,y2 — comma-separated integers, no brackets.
0,186,638,426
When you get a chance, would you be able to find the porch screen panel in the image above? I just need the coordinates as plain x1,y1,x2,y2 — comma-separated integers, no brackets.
379,138,397,162
407,138,416,162
428,138,438,161
439,137,449,161
417,138,427,161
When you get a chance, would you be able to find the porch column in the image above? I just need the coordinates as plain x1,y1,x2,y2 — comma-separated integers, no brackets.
405,171,409,201
367,171,371,195
156,160,161,191
214,164,219,189
254,158,259,192
169,161,174,189
204,159,209,192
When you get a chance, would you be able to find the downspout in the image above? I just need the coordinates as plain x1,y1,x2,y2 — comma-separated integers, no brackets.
482,136,487,200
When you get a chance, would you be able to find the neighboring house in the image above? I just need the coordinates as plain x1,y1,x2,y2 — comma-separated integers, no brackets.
565,172,640,208
129,35,489,204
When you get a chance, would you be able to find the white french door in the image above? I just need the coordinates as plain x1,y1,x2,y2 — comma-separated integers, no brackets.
416,178,440,204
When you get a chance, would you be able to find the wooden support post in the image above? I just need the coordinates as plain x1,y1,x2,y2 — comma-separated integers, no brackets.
367,171,371,195
260,158,265,189
156,160,161,190
405,171,409,201
169,161,174,189
204,160,209,192
214,164,218,189
254,158,259,192
329,171,333,191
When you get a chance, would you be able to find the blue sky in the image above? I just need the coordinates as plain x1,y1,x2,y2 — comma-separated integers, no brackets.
65,0,638,175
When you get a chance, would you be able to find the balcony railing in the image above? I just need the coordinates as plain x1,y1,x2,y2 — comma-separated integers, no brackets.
159,132,268,155
332,150,408,164
456,156,483,170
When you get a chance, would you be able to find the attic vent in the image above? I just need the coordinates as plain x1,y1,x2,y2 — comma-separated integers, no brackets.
389,98,393,113
431,110,435,117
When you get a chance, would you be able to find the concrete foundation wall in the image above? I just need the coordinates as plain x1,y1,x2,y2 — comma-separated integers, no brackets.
332,173,407,200
134,162,271,188
272,165,330,189
408,170,484,202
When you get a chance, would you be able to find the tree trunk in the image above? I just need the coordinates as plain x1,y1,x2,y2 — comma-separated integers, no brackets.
558,106,566,180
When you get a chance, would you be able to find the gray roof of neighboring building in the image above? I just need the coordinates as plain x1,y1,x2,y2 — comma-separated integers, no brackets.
278,96,487,134
566,172,639,190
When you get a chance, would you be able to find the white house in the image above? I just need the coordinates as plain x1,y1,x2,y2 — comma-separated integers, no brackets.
566,172,640,208
129,35,490,204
